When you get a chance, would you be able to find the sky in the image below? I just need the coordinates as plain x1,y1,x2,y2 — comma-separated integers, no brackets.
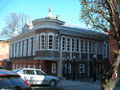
0,0,86,33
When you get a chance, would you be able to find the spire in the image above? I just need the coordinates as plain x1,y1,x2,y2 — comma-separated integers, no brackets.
46,7,54,19
49,7,52,12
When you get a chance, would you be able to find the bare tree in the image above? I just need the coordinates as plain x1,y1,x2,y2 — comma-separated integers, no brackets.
0,12,30,40
80,0,120,90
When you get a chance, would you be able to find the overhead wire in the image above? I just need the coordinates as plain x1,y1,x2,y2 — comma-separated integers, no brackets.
0,0,10,13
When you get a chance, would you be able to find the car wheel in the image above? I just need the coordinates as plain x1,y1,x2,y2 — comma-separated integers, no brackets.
49,80,56,86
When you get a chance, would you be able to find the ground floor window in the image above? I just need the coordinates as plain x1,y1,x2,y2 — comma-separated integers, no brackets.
79,64,85,73
65,64,71,74
52,63,56,73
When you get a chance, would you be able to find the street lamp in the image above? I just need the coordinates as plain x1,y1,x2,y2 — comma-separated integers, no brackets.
72,56,76,81
66,56,69,80
93,54,97,82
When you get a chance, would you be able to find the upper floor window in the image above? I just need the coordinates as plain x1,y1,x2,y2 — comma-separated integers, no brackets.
40,33,46,50
103,42,108,58
55,35,59,50
48,33,54,50
81,40,84,52
89,41,92,53
76,39,80,52
92,41,96,54
97,42,102,54
85,40,88,53
62,37,66,51
67,38,71,51
72,38,75,52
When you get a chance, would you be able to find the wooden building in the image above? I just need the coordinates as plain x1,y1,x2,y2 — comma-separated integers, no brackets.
9,9,109,79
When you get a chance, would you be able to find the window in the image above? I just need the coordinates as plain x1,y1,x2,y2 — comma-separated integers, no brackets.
97,42,102,54
76,39,80,52
92,41,96,54
52,63,56,73
38,65,42,69
62,37,66,51
79,64,85,73
55,36,59,50
67,38,71,51
65,64,71,74
13,64,15,69
72,38,75,52
89,41,92,53
81,40,84,52
48,33,54,50
40,33,46,50
85,40,88,53
103,42,108,58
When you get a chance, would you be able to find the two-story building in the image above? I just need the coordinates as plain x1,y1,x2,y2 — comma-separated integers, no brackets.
9,10,109,80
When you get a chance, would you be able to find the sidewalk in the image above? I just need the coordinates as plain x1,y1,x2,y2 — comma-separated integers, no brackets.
58,80,120,90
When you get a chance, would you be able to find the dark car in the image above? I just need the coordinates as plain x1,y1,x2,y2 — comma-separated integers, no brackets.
0,70,31,90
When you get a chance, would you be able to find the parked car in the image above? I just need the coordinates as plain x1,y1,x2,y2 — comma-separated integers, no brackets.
0,70,31,90
0,66,5,69
13,68,60,86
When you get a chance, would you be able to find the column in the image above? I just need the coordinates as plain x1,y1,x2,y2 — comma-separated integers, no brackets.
35,34,39,51
57,61,63,78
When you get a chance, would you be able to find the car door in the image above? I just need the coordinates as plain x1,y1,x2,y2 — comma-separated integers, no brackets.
23,70,35,84
34,70,47,85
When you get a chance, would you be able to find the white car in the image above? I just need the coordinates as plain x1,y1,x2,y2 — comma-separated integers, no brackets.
13,68,60,86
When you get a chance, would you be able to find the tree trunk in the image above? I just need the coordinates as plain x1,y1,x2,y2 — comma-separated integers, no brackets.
101,49,120,90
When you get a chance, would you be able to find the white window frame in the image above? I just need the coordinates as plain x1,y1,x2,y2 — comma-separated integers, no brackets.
55,35,59,51
79,64,85,73
61,36,66,51
40,33,46,50
65,64,71,74
48,33,54,50
89,41,92,53
72,38,75,52
67,37,71,52
76,38,80,52
84,40,88,53
52,63,56,73
80,39,84,53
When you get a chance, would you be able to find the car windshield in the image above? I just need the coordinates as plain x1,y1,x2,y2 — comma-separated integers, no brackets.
0,76,28,89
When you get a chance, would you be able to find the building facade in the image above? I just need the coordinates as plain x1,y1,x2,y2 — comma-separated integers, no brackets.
9,11,109,79
0,40,10,68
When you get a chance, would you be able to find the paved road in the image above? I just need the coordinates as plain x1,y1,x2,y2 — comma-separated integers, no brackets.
31,80,120,90
32,86,64,90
